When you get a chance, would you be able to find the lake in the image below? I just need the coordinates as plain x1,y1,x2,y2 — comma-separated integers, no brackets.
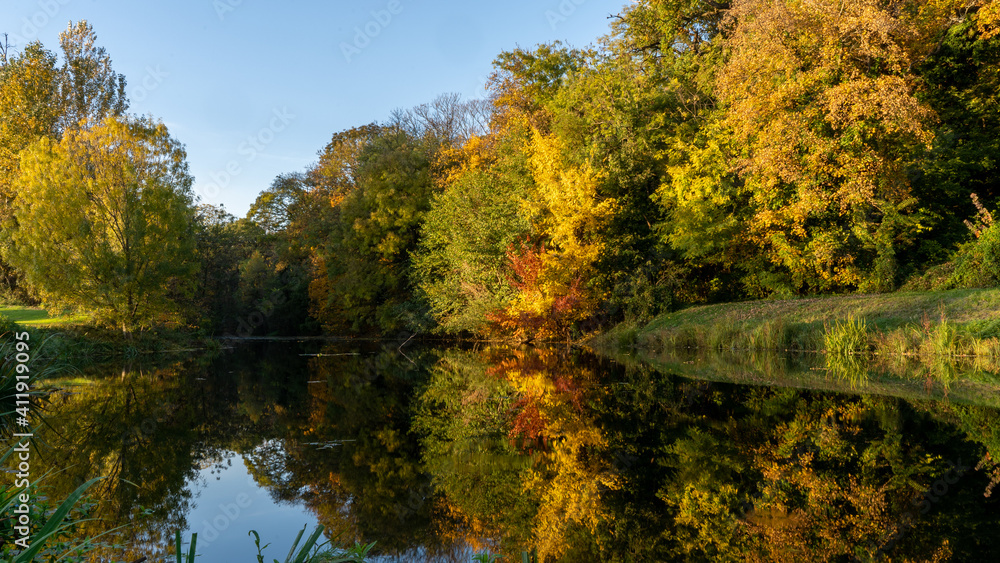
29,339,1000,562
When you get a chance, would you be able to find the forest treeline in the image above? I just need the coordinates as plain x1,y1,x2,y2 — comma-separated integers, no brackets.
2,0,1000,338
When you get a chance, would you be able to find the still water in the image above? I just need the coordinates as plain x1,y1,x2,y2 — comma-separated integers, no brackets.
31,339,1000,561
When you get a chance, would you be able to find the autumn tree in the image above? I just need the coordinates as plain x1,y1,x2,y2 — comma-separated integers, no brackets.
0,21,129,300
486,130,615,340
412,128,534,334
415,44,618,339
55,20,128,131
3,116,197,332
714,0,974,293
0,41,60,205
0,41,61,298
312,126,440,333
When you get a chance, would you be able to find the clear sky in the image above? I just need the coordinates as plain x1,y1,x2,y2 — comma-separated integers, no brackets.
2,0,624,217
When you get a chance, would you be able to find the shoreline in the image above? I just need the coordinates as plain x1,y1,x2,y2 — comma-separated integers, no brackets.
589,288,1000,353
585,288,1000,402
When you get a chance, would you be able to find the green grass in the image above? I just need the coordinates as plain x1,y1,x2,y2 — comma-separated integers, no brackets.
593,288,1000,354
589,288,1000,395
0,306,87,327
824,316,869,357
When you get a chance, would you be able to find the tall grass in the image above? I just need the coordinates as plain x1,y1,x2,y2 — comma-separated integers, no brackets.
824,316,869,357
2,331,106,562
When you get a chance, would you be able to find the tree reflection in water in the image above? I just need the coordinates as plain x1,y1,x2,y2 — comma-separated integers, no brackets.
35,342,1000,562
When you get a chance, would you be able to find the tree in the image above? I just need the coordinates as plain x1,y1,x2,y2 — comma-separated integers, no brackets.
313,127,439,333
55,20,128,131
246,172,309,235
714,0,967,293
0,41,61,299
3,116,196,332
191,204,262,331
0,41,60,207
911,8,1000,266
0,21,129,300
389,92,491,146
412,131,534,335
486,130,614,340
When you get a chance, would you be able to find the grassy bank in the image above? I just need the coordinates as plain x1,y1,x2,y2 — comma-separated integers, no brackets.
1,313,219,370
0,305,87,327
594,288,1000,354
588,288,1000,401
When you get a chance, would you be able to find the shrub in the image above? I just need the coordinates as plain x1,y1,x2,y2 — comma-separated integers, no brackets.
948,194,1000,288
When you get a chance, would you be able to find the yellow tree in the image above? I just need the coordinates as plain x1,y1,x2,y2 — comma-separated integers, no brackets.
488,130,615,340
0,42,60,211
716,0,973,292
978,0,1000,38
0,41,61,296
4,116,197,331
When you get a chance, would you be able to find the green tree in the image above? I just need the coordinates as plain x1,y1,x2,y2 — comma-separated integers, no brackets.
238,173,327,336
314,127,439,334
910,10,1000,268
412,131,533,334
4,116,197,332
55,20,128,131
586,0,735,306
191,204,261,331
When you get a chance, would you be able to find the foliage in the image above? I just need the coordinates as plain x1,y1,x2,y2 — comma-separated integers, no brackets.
3,116,197,332
6,2,1000,338
215,0,1000,338
312,127,439,333
236,175,317,336
191,205,259,332
0,21,128,304
948,195,1000,288
484,129,614,340
412,131,533,334
715,0,947,292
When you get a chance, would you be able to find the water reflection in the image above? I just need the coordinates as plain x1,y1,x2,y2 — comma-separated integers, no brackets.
30,341,1000,561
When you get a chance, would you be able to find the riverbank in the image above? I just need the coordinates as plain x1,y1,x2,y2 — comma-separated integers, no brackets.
587,288,1000,404
1,313,219,370
592,288,1000,354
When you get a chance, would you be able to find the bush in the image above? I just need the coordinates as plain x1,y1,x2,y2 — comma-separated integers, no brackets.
949,221,1000,288
607,267,677,326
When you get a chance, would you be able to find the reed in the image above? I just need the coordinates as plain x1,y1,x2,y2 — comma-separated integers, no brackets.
824,316,870,357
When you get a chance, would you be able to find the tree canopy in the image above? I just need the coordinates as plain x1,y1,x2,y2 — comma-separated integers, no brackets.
3,4,1000,336
4,116,196,331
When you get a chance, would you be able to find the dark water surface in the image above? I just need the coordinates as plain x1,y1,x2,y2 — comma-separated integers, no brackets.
34,340,1000,562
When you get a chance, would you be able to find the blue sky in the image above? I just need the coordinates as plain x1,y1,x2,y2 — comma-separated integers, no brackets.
2,0,624,217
